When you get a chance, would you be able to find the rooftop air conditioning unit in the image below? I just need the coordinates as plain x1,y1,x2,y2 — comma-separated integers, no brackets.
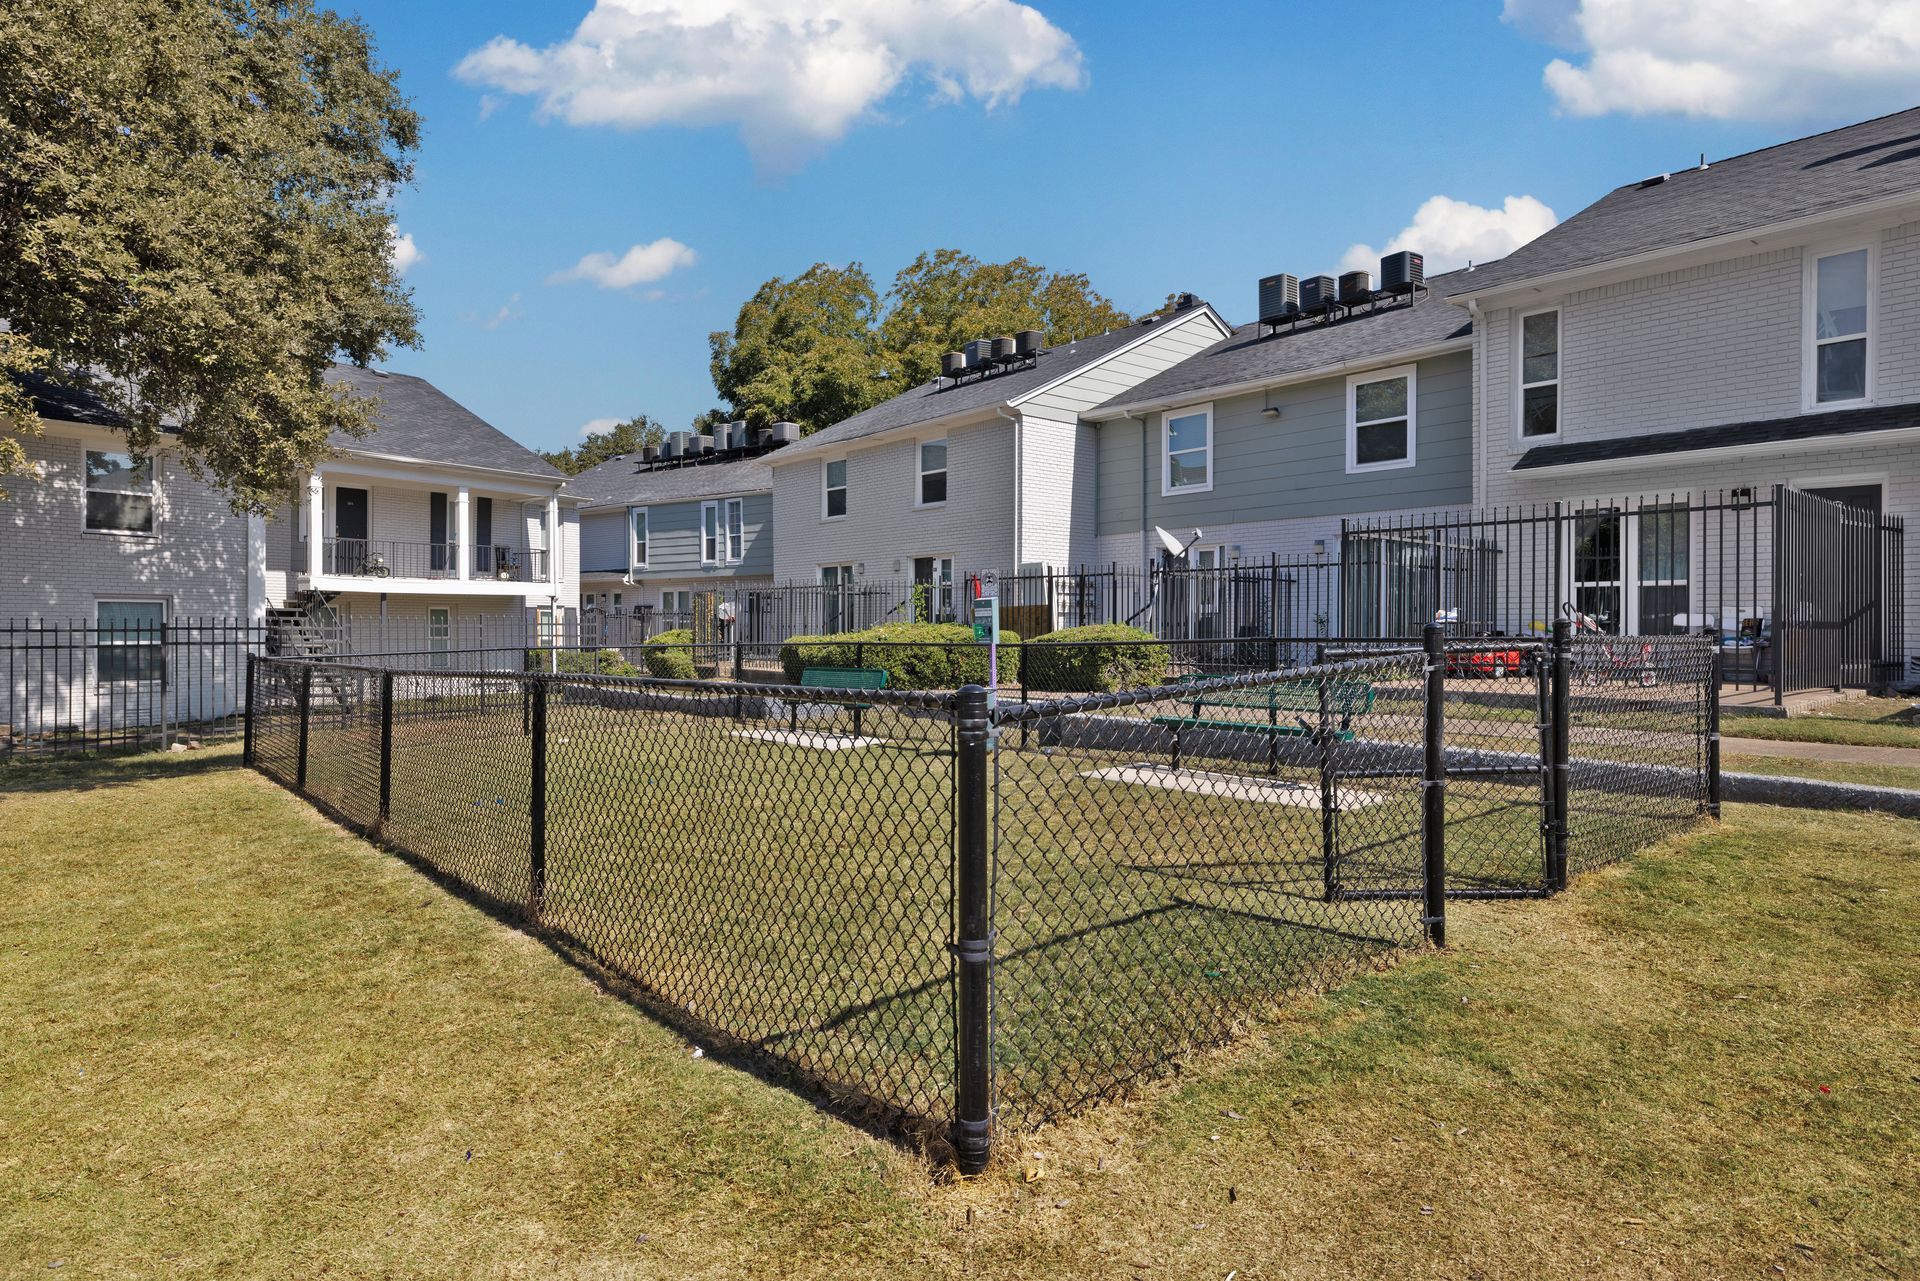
1338,270,1373,306
990,335,1015,362
1299,274,1337,316
963,338,993,368
696,434,715,456
1258,273,1300,325
664,433,685,460
1380,250,1424,295
769,421,801,446
1015,329,1043,357
941,351,967,378
641,444,660,463
752,427,772,448
730,421,750,451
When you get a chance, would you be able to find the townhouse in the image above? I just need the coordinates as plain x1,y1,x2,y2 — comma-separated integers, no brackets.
570,423,791,635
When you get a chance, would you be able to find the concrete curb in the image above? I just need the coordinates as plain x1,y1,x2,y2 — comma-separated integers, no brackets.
1722,771,1920,818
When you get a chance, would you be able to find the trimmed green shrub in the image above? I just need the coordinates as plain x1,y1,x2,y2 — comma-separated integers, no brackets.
778,622,1022,690
640,629,697,680
527,648,640,678
1023,623,1169,692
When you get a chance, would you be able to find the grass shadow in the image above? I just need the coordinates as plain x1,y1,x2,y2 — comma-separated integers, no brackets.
1,743,244,795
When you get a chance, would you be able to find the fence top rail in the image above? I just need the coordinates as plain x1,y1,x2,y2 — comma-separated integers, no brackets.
995,651,1425,725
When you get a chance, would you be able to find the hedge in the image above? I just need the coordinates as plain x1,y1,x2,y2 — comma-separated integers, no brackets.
1022,623,1169,692
779,622,1021,690
639,629,698,680
527,648,640,678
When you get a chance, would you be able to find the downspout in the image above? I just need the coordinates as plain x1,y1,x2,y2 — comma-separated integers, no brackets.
996,404,1021,570
1465,297,1485,508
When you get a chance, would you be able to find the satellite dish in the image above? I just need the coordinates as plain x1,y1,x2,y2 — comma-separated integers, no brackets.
1154,526,1186,557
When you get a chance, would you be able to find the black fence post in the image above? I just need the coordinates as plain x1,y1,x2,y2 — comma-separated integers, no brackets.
1706,648,1723,820
296,663,313,792
952,683,994,1176
377,671,395,834
530,678,548,919
1547,619,1572,892
1421,624,1447,948
242,653,257,768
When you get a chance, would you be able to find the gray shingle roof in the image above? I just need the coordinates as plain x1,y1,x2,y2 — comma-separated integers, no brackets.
567,452,774,508
1087,283,1473,416
1514,401,1920,471
17,371,128,427
1448,106,1920,298
324,364,563,479
774,308,1224,458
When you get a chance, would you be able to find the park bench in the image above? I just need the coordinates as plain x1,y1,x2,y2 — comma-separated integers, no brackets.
790,666,889,737
1150,678,1374,773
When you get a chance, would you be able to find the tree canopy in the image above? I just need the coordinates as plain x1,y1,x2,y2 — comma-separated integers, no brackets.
707,251,1134,434
541,414,665,475
0,0,422,509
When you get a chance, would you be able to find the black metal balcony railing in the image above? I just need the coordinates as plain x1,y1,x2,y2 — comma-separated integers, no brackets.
315,539,549,583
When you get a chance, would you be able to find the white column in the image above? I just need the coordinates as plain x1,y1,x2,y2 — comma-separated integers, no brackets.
305,472,324,575
544,495,561,584
454,486,472,580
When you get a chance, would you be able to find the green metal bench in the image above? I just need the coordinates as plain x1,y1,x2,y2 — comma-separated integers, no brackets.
1149,678,1374,773
791,666,889,737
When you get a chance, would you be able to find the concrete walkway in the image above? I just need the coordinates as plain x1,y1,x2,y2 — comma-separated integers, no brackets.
1721,736,1920,767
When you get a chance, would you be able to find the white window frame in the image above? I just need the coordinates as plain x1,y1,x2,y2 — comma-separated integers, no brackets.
1345,364,1418,474
1803,241,1876,411
822,459,848,521
1516,307,1562,443
628,506,649,571
723,497,745,563
700,500,720,565
83,450,157,536
915,438,949,508
95,598,167,684
1160,403,1214,497
428,606,452,670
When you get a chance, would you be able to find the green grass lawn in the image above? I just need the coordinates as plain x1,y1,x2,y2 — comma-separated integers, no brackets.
2,746,1912,1277
1725,694,1920,749
1727,752,1920,791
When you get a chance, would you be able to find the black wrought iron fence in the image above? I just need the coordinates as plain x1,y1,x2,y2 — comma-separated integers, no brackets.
244,623,1715,1172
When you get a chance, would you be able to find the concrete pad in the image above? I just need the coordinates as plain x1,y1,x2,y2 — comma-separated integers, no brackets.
1081,763,1388,809
731,728,887,750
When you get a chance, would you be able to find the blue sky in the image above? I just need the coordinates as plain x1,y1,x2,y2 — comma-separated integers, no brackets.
350,0,1920,452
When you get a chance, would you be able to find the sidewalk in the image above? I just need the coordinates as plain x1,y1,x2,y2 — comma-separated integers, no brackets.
1721,736,1920,767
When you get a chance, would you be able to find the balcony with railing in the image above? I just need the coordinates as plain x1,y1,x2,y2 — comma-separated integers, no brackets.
304,538,551,588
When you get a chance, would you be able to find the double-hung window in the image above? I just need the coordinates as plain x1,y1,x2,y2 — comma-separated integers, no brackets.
1161,404,1213,495
823,459,848,519
1810,246,1871,406
1347,365,1416,472
1519,309,1560,438
97,600,166,683
700,501,721,564
84,451,155,534
724,497,745,563
629,507,649,570
917,440,948,506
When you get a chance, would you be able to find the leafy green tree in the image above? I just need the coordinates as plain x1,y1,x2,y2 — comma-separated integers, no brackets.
707,262,889,434
542,414,665,475
880,250,1132,387
0,0,421,508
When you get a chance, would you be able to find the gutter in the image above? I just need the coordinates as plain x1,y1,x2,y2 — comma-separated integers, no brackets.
1464,298,1486,506
1090,337,1473,421
997,404,1022,568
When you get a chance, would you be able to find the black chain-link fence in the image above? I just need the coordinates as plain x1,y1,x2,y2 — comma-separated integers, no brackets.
243,624,1715,1171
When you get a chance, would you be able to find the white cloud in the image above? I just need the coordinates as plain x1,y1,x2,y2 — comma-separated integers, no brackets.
548,238,698,290
1341,195,1559,276
482,292,522,330
454,0,1086,170
1510,0,1920,121
388,227,422,276
578,417,623,439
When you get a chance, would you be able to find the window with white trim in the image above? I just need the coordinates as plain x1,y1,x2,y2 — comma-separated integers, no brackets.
428,606,451,670
724,497,745,563
1810,246,1871,406
1161,404,1213,495
84,451,155,534
700,501,721,564
917,439,948,506
1518,309,1560,438
96,599,166,682
823,459,848,519
629,507,649,569
1347,366,1416,472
